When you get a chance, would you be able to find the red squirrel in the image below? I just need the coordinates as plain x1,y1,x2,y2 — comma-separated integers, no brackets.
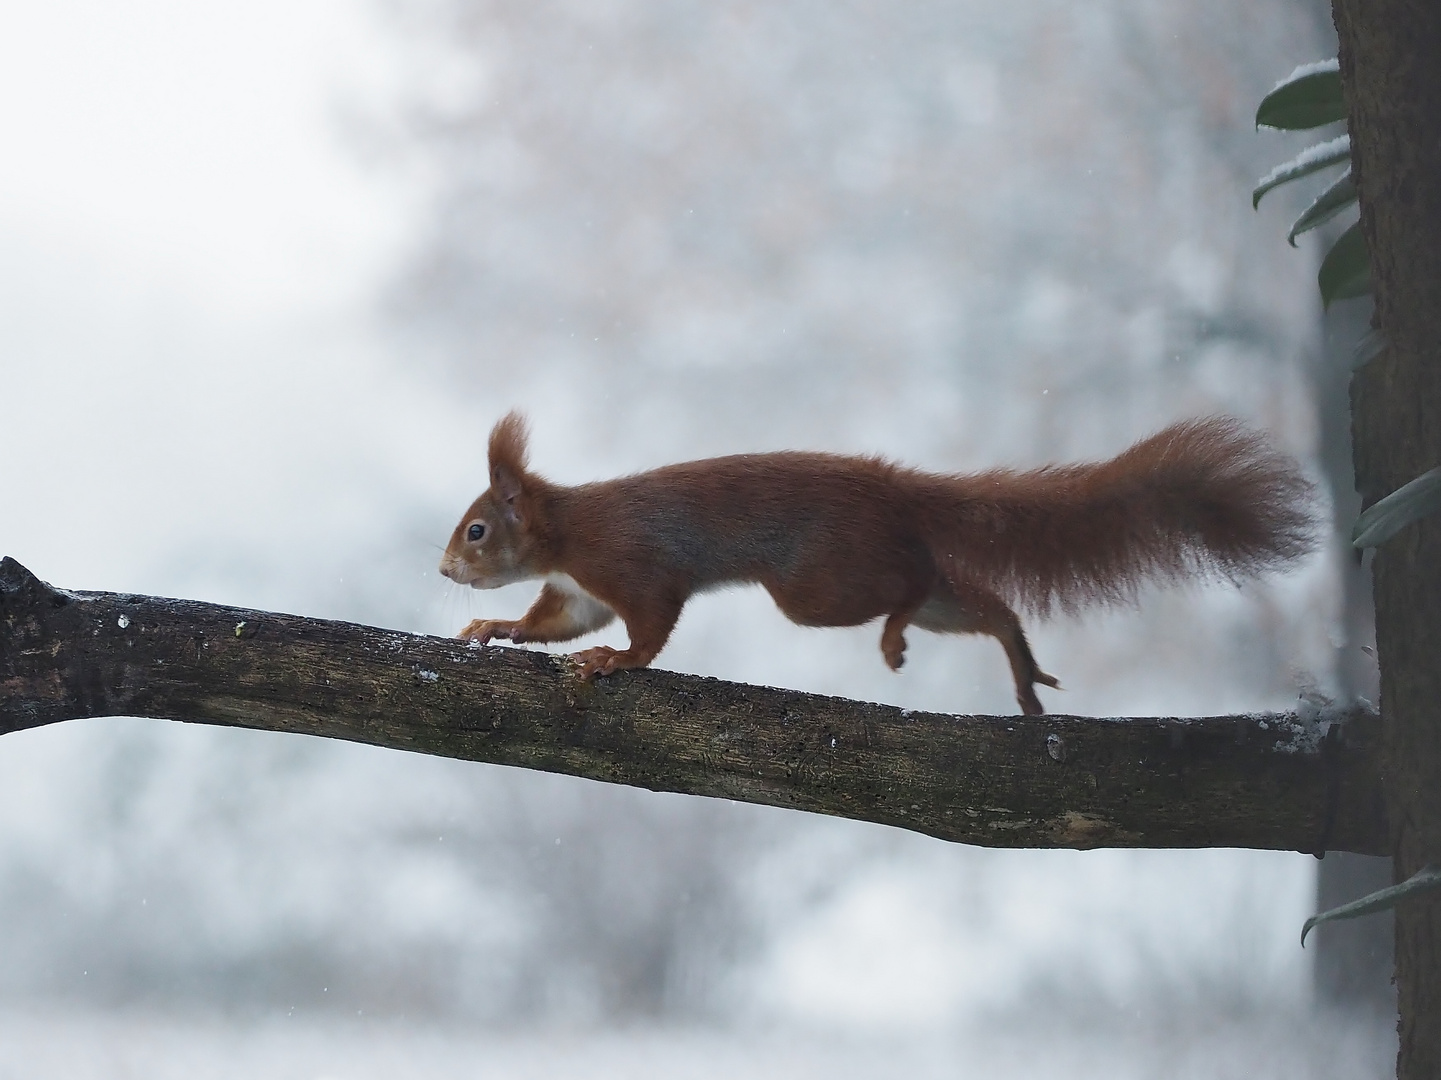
439,412,1316,715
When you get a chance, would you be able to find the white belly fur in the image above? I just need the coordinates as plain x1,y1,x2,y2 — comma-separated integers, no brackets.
545,572,617,634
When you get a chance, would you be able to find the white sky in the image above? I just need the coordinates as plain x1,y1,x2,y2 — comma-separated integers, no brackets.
0,0,403,315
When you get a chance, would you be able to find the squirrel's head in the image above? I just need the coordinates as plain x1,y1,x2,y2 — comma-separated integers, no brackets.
439,411,548,588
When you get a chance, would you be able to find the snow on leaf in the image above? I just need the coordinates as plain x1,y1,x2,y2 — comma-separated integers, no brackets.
1252,135,1350,209
1274,57,1340,87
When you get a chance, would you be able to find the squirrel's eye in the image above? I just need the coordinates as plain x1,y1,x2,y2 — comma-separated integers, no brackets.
467,523,486,542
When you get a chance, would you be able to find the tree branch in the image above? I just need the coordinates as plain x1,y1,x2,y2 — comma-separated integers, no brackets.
0,556,1386,854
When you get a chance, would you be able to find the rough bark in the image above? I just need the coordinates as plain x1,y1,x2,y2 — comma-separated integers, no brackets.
0,557,1386,854
1332,2,1441,1076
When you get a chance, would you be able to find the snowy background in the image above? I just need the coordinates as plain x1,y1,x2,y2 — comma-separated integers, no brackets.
0,0,1394,1076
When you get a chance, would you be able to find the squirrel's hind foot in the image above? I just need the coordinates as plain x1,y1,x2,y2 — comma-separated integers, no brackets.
1017,670,1062,715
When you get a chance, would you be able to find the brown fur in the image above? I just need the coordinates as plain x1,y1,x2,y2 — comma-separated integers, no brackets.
440,412,1317,715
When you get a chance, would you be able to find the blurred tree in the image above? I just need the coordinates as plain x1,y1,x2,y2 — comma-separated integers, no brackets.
1271,0,1396,1019
1310,292,1392,1018
393,1,1329,464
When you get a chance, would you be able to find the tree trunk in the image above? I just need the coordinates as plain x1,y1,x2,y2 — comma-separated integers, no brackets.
1332,2,1441,1075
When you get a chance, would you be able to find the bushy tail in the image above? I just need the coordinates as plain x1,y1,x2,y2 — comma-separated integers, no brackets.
911,417,1318,615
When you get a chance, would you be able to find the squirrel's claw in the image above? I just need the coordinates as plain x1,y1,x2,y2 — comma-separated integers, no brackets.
569,645,654,679
570,645,619,679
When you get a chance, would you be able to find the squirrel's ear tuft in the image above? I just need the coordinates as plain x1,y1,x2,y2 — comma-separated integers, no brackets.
489,410,530,501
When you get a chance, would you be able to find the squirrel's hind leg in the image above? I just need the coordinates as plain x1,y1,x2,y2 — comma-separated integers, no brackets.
914,580,1059,716
998,620,1060,717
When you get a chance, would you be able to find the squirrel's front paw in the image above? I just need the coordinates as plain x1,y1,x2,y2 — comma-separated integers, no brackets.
457,619,522,645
